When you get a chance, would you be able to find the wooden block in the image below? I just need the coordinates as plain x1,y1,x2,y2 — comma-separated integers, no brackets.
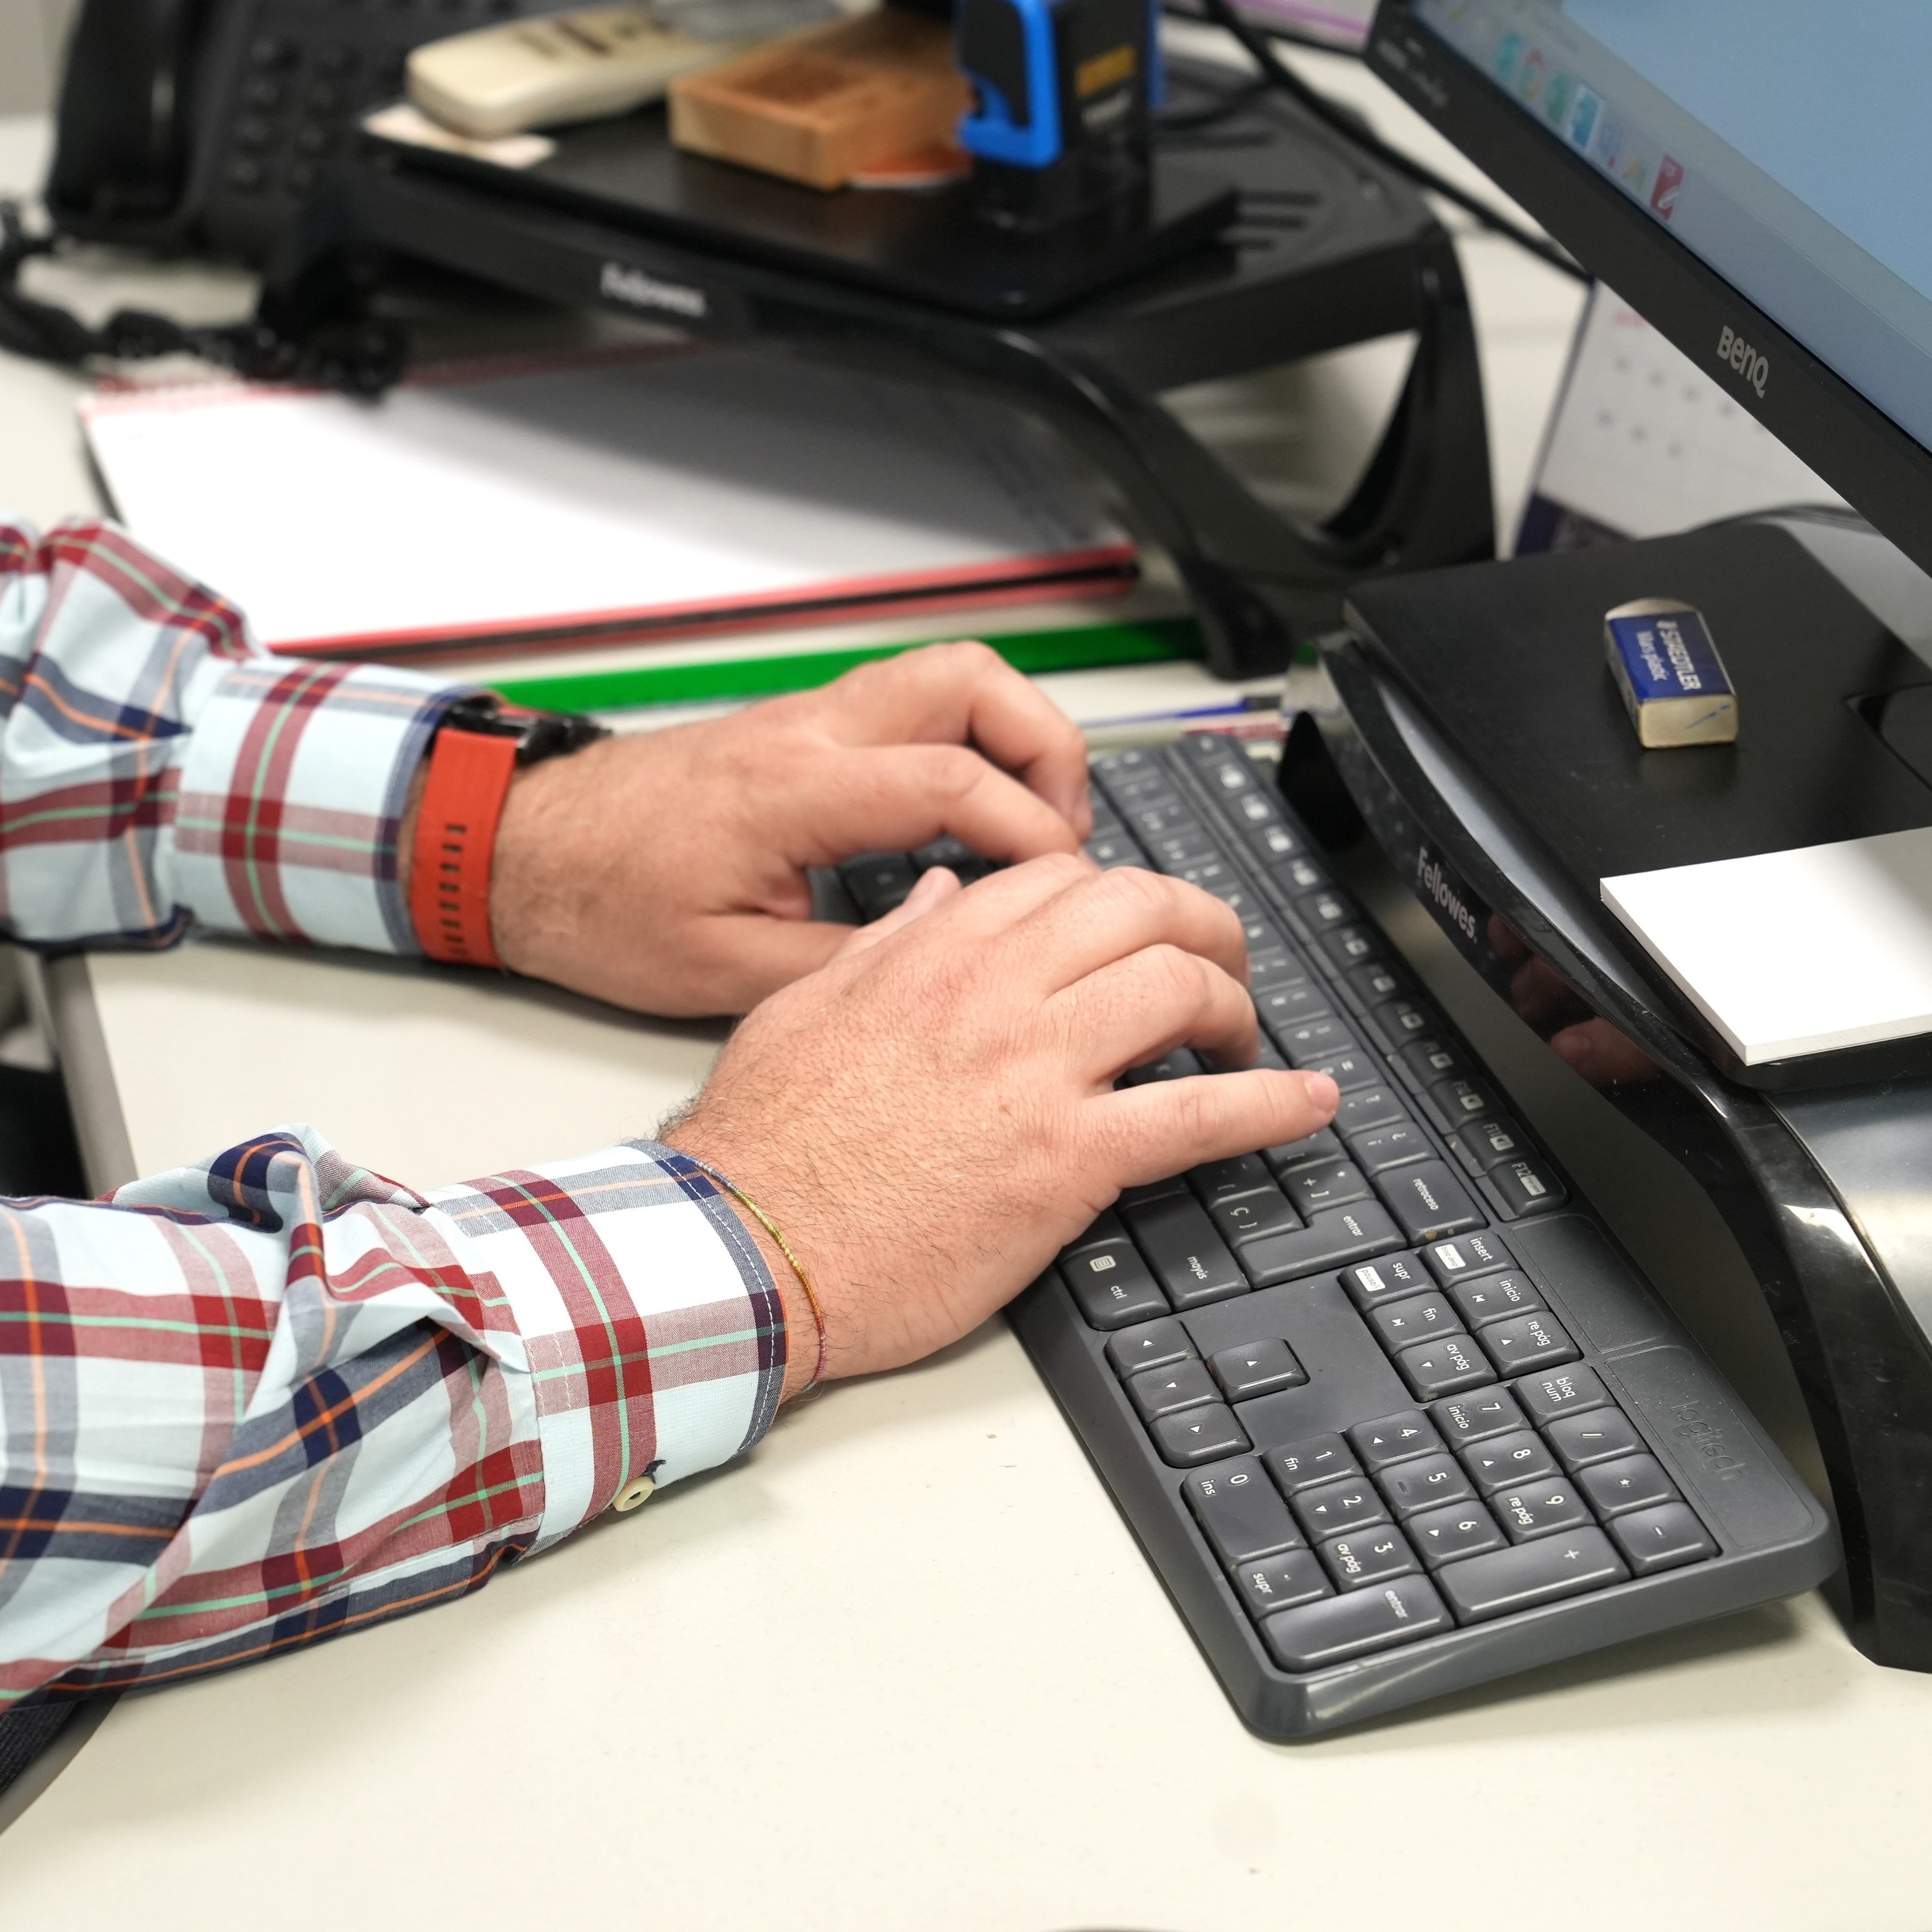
670,9,972,191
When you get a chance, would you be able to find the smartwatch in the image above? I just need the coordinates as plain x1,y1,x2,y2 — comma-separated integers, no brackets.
408,696,608,969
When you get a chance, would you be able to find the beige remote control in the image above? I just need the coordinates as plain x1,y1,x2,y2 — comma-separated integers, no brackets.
409,6,755,138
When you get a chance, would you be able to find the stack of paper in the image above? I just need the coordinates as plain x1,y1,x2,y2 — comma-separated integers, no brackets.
79,343,1137,661
1602,827,1932,1064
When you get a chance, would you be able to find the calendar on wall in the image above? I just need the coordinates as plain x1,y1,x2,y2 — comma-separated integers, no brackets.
1517,282,1846,553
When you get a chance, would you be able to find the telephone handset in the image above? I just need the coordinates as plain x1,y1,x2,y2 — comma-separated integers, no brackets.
44,0,544,263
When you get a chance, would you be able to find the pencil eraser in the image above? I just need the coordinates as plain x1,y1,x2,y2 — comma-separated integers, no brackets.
1604,598,1739,748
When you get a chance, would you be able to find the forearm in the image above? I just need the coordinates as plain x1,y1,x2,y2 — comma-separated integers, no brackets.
0,1130,796,1705
0,509,460,955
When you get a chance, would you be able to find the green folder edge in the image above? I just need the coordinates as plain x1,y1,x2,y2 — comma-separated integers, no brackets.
487,616,1204,714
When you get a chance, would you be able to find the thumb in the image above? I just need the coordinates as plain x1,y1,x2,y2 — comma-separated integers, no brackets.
836,864,963,961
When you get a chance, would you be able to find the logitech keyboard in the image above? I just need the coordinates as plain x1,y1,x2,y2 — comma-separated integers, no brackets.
838,728,1835,1738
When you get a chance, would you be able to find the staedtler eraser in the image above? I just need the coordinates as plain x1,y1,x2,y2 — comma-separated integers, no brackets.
1603,597,1739,748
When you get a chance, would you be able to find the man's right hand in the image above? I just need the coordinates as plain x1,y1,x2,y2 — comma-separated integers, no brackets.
665,857,1340,1397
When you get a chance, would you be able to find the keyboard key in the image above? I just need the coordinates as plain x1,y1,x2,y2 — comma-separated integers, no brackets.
1398,1039,1466,1087
1105,1317,1195,1378
1121,1047,1204,1085
1151,1403,1251,1467
1430,1388,1528,1446
1318,925,1381,972
1119,1175,1188,1206
1061,1249,1168,1329
1479,1309,1580,1376
1426,1075,1501,1130
1235,1548,1332,1617
1059,1209,1127,1258
1208,1187,1302,1247
1545,1406,1647,1470
1347,1119,1432,1174
1434,1528,1628,1624
1293,1477,1388,1541
1123,1195,1247,1309
843,853,920,916
1189,1153,1273,1203
1085,832,1145,869
1279,1018,1359,1068
1513,1365,1615,1426
1128,802,1200,840
1092,746,1162,784
1447,1271,1543,1329
1338,1252,1432,1309
1108,770,1177,809
1246,821,1302,863
1210,1337,1307,1401
1579,1454,1679,1519
1334,1085,1408,1135
1493,1482,1593,1542
1490,1155,1569,1217
1463,1429,1558,1493
1376,1160,1485,1244
1260,1573,1450,1669
1317,1524,1419,1591
1294,888,1359,933
1367,1292,1461,1351
1231,790,1279,826
1423,1231,1516,1285
911,833,982,874
1607,1502,1718,1574
1185,1457,1306,1566
1305,1050,1382,1092
1126,1359,1219,1423
1148,828,1217,872
1346,960,1408,1006
1408,1499,1506,1568
1262,1126,1344,1174
1349,1410,1444,1470
1446,1112,1531,1175
1271,855,1329,896
1239,1202,1403,1285
1375,997,1442,1045
1178,858,1244,898
1282,1160,1372,1216
1249,949,1310,993
1267,1434,1359,1493
1392,1330,1492,1399
1256,983,1332,1033
1378,1452,1476,1519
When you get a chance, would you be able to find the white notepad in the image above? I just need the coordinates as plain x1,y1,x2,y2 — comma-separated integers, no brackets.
79,344,1132,658
1602,827,1932,1063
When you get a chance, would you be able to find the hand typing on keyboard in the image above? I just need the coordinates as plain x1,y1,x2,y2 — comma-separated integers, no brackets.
486,643,1094,1015
666,854,1340,1397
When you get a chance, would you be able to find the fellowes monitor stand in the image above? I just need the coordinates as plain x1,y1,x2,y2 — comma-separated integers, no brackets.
1306,520,1932,1673
257,60,1495,679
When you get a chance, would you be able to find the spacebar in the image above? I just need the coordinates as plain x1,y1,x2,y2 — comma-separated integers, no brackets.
1239,1203,1403,1287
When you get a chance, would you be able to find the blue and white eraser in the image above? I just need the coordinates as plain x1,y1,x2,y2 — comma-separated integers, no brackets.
1604,597,1739,748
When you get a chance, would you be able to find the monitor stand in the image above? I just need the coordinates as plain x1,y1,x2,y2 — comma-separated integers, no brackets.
1309,520,1932,1672
259,60,1497,679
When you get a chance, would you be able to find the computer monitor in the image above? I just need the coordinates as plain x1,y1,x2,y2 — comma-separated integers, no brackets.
1363,2,1932,580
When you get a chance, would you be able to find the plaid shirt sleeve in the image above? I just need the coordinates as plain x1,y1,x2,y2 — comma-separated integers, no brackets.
0,513,794,1700
0,1131,788,1704
0,509,458,954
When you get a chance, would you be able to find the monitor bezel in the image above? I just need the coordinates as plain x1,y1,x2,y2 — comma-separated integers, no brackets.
1365,1,1932,578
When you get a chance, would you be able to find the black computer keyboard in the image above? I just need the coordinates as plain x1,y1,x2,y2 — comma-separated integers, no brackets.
838,729,1835,1738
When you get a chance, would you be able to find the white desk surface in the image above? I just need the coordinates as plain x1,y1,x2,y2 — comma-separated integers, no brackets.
6,80,1932,1932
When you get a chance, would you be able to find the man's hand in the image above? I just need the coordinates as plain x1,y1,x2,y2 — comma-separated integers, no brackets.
487,642,1090,1015
665,857,1340,1397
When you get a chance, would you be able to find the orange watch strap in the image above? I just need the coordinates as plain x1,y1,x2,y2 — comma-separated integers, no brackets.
408,725,520,967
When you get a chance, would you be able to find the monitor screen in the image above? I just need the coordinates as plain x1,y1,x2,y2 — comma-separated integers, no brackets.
1367,1,1932,576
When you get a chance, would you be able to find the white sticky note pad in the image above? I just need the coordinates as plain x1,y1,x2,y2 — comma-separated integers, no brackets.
1602,826,1932,1064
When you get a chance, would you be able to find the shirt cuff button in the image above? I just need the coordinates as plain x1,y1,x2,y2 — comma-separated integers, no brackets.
612,1475,656,1513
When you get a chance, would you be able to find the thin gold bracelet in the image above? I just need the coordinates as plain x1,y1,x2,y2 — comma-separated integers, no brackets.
684,1156,828,1390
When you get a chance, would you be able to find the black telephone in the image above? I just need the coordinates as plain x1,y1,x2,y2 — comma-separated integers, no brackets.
44,0,545,263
